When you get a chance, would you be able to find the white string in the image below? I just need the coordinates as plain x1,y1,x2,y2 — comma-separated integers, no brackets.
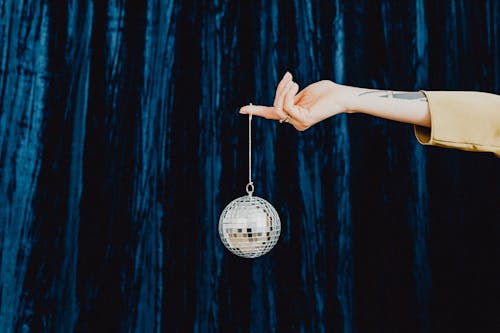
249,104,252,185
246,103,254,196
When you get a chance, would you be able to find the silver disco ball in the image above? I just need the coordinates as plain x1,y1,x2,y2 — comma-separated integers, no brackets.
219,195,281,258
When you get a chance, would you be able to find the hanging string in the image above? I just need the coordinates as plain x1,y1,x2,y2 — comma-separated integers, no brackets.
246,103,254,196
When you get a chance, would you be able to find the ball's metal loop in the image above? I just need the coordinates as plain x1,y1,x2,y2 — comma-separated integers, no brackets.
245,182,254,196
219,195,281,258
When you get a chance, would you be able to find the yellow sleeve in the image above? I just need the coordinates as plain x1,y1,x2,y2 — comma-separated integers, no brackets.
414,91,500,156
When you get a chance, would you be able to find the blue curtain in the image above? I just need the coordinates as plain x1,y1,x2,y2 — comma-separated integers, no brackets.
0,0,499,332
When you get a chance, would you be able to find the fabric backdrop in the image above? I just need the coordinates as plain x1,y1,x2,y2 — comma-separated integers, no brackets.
0,0,499,332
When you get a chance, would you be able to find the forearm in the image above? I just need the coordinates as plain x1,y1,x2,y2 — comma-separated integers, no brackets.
337,84,431,128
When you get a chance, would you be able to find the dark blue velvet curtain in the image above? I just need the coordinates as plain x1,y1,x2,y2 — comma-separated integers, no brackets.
0,0,499,332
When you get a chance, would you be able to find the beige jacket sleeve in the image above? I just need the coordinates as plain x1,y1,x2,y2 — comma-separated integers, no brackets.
414,91,500,156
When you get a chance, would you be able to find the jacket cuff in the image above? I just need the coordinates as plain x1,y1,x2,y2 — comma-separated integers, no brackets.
414,90,500,156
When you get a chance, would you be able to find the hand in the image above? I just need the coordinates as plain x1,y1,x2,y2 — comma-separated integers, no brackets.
240,72,348,131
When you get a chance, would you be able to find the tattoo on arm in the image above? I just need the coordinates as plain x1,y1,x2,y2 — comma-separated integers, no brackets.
358,90,427,102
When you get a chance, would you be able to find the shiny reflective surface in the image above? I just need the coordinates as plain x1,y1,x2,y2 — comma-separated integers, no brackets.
219,195,281,258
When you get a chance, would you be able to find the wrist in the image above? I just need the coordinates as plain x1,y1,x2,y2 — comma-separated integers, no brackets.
330,82,359,114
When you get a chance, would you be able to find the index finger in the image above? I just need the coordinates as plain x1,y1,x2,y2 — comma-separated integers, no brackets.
239,104,279,120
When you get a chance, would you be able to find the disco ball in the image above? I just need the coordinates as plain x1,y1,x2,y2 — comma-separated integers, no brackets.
219,195,281,258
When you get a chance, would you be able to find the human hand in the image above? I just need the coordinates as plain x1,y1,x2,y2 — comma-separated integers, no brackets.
240,72,349,131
